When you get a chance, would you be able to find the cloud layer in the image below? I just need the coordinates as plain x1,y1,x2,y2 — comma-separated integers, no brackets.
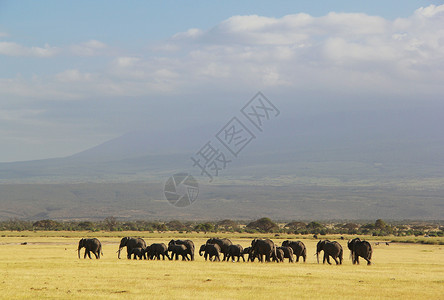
0,5,443,161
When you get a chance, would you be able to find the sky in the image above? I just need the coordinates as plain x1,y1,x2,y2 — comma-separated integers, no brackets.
0,0,443,162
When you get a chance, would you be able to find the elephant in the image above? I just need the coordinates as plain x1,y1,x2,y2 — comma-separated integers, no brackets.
146,243,170,260
272,248,284,262
78,238,103,259
168,244,190,261
242,247,255,262
129,247,146,260
348,238,372,265
168,239,195,261
226,244,245,262
206,238,233,261
281,240,307,262
118,237,147,259
199,243,221,261
251,239,276,262
277,246,294,263
316,240,343,265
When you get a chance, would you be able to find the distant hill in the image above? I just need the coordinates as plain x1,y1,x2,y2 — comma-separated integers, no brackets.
0,106,443,220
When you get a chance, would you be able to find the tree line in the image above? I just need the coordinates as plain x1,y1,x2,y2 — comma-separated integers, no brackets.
0,217,442,237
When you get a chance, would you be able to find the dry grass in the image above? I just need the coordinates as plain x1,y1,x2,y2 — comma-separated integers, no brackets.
1,232,443,299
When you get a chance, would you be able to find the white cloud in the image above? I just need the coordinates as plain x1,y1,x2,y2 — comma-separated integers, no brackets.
69,39,107,56
55,69,94,82
2,5,444,103
0,42,58,57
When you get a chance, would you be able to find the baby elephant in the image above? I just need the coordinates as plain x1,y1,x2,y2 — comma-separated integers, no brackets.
272,248,285,263
129,247,147,260
242,246,255,262
168,244,190,261
199,243,221,261
226,244,245,262
277,246,294,263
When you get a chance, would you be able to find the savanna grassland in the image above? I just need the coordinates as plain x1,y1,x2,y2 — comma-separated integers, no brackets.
1,232,443,299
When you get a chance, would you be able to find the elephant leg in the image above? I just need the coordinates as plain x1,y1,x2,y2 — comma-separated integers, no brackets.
241,255,245,262
94,252,99,259
87,251,92,259
325,254,331,265
333,257,339,265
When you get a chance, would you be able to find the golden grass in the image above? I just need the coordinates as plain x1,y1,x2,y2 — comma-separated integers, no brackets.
1,232,443,299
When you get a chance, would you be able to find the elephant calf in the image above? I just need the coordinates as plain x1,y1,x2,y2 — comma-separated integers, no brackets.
199,244,221,261
277,246,294,263
272,248,285,262
168,244,190,261
129,247,147,260
226,244,245,262
242,247,256,262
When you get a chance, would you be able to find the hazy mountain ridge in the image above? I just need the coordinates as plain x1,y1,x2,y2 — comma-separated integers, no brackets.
0,107,443,220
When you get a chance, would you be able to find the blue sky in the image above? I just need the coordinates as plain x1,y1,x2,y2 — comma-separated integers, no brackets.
0,1,443,162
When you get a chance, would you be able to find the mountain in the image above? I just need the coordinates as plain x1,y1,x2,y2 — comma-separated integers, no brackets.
0,106,443,220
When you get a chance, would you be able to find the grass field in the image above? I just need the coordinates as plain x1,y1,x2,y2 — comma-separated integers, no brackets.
1,232,443,299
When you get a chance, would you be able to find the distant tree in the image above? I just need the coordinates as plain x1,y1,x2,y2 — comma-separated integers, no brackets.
216,219,239,231
246,217,279,232
194,222,214,233
78,221,94,231
284,221,307,230
166,220,187,231
375,219,387,230
33,219,61,230
104,216,118,231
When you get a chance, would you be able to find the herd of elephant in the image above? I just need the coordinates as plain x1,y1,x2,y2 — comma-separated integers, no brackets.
78,237,373,265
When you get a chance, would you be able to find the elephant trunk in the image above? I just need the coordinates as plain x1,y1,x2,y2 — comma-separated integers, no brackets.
118,248,122,259
316,251,319,264
78,247,81,259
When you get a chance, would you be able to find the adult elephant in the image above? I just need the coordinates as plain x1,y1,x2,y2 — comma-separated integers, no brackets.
129,247,146,260
316,240,343,265
78,238,103,259
199,244,221,261
168,239,195,261
206,238,233,261
348,238,372,265
117,237,146,259
168,244,190,261
251,239,276,262
226,244,245,262
282,240,307,262
147,243,170,260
